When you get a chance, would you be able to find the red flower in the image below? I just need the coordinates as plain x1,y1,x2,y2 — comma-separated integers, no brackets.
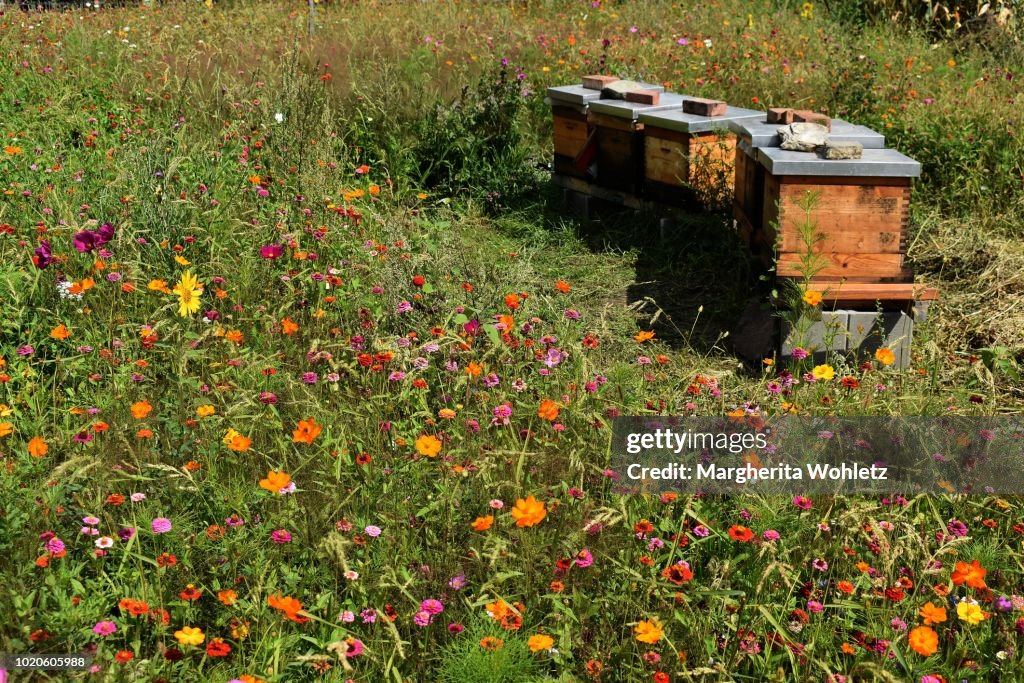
206,638,231,658
180,584,202,601
653,673,670,683
115,650,134,664
728,525,755,542
412,275,425,287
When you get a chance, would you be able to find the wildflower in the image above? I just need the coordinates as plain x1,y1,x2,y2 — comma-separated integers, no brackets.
93,621,117,636
174,626,205,646
538,399,559,421
951,559,987,588
206,638,231,657
28,436,48,457
172,271,202,317
633,330,655,343
802,290,822,306
270,529,292,544
634,619,663,644
956,600,986,625
292,417,322,445
218,589,237,606
151,517,172,534
511,496,547,527
812,364,835,381
908,624,937,656
728,525,754,542
471,515,494,531
415,434,442,457
528,634,554,652
267,594,308,623
875,348,895,366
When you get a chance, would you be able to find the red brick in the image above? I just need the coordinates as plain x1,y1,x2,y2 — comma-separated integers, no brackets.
767,107,795,124
793,110,832,131
624,89,660,105
682,97,728,117
582,75,620,90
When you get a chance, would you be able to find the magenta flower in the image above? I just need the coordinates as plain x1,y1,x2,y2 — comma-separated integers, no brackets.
420,599,444,615
575,548,594,568
93,620,117,636
151,517,172,534
271,529,292,544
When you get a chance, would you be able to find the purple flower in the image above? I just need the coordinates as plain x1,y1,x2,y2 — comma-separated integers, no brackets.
413,610,432,627
448,575,466,590
947,519,968,538
45,537,65,555
763,529,781,541
364,525,382,538
92,620,117,636
360,609,377,624
575,548,594,568
270,529,292,544
151,517,172,534
33,239,53,269
260,243,284,259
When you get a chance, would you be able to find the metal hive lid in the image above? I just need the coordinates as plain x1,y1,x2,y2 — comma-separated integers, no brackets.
729,117,886,149
546,82,665,106
587,92,687,120
638,102,763,134
755,146,921,177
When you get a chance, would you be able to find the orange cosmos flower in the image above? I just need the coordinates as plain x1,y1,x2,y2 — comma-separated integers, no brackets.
28,437,48,458
504,293,521,310
471,515,494,532
267,594,307,623
634,619,663,644
415,434,442,458
511,496,546,528
259,470,291,493
227,435,251,452
908,625,938,656
528,634,554,652
292,417,322,445
130,400,153,419
280,318,299,335
537,399,559,421
554,280,571,293
875,347,896,366
951,559,987,588
50,324,70,340
633,330,655,343
218,589,237,606
919,601,947,625
802,290,823,306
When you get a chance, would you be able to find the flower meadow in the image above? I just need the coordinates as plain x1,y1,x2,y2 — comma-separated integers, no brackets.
2,1,1024,682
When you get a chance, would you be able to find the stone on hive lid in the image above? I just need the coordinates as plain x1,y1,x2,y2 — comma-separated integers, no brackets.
778,122,830,152
819,141,863,160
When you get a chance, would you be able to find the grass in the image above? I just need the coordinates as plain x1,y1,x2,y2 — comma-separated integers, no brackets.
1,0,1024,681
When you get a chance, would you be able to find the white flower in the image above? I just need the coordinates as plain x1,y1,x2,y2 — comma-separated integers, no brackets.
275,112,284,124
95,536,114,548
130,492,146,502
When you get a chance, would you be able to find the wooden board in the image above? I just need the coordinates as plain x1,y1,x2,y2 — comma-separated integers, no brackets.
552,107,589,158
808,282,939,302
765,174,912,280
589,112,644,194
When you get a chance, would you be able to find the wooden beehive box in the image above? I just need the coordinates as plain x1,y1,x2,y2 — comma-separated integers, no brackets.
638,102,761,206
755,146,921,282
586,93,686,194
729,117,885,250
546,82,664,180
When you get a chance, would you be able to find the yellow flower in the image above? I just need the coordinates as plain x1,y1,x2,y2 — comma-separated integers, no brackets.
634,618,663,644
0,404,12,417
527,633,554,652
196,405,216,417
0,422,13,438
174,626,205,646
812,364,835,381
802,290,822,306
174,255,191,266
956,600,986,625
172,271,202,317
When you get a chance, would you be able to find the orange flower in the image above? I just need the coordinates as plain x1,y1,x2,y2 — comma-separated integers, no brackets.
633,330,655,343
802,290,823,306
415,434,442,458
50,324,70,340
511,495,546,528
634,618,663,644
227,434,251,452
528,633,554,652
280,318,299,336
218,589,237,606
728,525,754,542
951,559,987,588
919,601,947,625
480,635,503,650
537,399,559,421
465,362,483,377
908,625,938,656
841,643,856,655
259,470,291,493
554,280,571,293
875,347,896,366
292,417,322,445
267,593,308,623
836,580,855,594
130,400,153,419
504,293,521,310
28,437,48,457
471,515,494,532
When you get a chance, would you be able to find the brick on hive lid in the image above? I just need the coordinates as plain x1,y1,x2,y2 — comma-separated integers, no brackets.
767,107,795,124
582,74,620,90
682,97,728,117
624,89,660,105
792,110,832,131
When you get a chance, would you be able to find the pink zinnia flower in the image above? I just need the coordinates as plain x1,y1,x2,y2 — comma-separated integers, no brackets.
93,620,117,636
270,529,292,544
151,517,172,534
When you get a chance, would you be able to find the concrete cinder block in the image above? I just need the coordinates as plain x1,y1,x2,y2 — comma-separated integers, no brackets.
846,310,913,369
781,311,848,365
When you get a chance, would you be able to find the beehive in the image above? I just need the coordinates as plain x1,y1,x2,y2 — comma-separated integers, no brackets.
755,146,921,283
729,117,885,251
546,82,664,180
586,93,687,194
637,102,761,206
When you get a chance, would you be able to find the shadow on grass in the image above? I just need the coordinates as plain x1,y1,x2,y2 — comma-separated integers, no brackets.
503,178,773,358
